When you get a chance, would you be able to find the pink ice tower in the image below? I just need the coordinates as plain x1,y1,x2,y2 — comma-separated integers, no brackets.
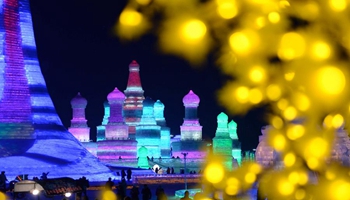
68,93,90,142
124,60,145,139
105,87,128,139
181,90,202,140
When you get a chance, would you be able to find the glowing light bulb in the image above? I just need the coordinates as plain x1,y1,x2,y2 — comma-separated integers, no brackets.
249,88,263,104
278,180,295,196
216,0,238,19
332,114,344,128
329,0,347,11
284,152,296,167
235,86,249,103
205,163,224,183
287,125,305,140
315,66,346,96
249,66,266,83
266,84,281,101
278,32,306,60
229,30,258,56
32,189,39,195
244,172,256,183
271,116,283,129
273,133,286,151
268,12,280,23
181,20,207,42
283,106,297,120
311,41,331,60
119,9,143,26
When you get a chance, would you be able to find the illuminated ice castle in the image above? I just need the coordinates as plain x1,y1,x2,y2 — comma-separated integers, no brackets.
0,0,114,181
69,61,242,168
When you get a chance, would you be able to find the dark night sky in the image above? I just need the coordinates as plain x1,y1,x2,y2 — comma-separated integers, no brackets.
29,0,266,151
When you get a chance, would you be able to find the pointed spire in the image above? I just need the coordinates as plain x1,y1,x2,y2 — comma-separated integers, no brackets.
125,60,143,91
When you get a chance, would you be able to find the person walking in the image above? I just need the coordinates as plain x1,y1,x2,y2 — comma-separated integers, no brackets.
130,185,140,200
141,184,151,200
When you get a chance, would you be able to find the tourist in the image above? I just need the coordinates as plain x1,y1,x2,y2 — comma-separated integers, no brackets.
171,167,175,174
118,178,127,200
156,185,167,200
180,191,191,200
121,169,126,180
105,177,114,190
40,172,49,180
130,185,140,200
166,167,170,174
141,184,152,200
0,171,7,193
127,169,132,181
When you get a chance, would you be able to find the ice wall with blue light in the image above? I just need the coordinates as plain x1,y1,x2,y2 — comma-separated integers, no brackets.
0,0,114,181
228,120,241,164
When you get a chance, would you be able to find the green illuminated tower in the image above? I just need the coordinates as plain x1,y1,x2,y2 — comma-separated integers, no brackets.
213,112,233,170
228,120,241,165
138,146,149,169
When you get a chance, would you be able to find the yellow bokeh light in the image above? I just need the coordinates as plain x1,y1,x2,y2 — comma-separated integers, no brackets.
249,163,262,174
307,137,328,158
283,106,297,120
315,66,346,96
101,190,117,200
287,125,305,140
278,32,306,60
226,177,240,195
119,9,143,26
279,0,290,8
271,116,283,129
284,152,296,167
294,93,310,111
205,163,224,183
332,180,350,200
273,134,286,151
266,84,281,101
229,30,258,56
298,172,308,185
255,17,266,28
245,172,256,183
277,99,289,110
235,86,249,103
136,0,151,5
295,189,306,200
181,19,207,42
249,66,266,83
329,0,347,11
332,114,344,128
268,12,280,23
307,157,319,169
249,88,263,104
326,170,336,180
311,41,331,60
284,72,295,81
278,180,295,196
288,171,300,184
216,0,238,19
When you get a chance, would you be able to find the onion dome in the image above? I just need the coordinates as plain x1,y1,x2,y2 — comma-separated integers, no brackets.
228,120,237,129
217,112,228,128
143,97,154,107
154,100,164,109
71,93,87,108
107,87,125,102
182,90,200,106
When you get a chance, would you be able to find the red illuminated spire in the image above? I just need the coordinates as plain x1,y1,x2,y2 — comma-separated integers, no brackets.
125,60,143,93
124,60,145,139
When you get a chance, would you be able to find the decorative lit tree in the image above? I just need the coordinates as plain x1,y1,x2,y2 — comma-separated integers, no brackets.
116,0,350,199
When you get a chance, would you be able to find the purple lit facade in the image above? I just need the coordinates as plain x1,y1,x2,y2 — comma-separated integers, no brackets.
68,93,90,142
0,0,114,181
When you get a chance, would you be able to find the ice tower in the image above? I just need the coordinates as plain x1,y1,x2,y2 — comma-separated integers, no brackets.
228,120,241,164
172,90,207,159
136,97,161,157
68,93,90,142
213,112,233,170
0,0,114,180
154,100,171,157
96,88,137,160
97,101,110,141
105,87,128,139
124,60,145,139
